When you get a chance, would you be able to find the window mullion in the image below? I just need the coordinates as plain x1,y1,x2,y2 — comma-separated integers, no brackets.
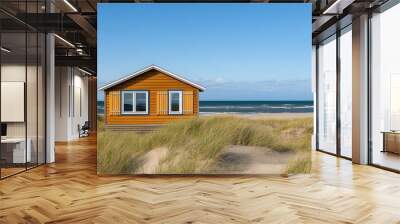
133,92,136,113
180,91,183,113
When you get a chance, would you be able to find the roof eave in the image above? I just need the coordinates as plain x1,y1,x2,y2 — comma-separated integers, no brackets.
98,65,205,92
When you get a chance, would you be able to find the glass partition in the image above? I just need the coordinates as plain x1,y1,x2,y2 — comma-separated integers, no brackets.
370,3,400,171
339,26,352,158
317,35,337,154
0,2,46,179
1,31,28,177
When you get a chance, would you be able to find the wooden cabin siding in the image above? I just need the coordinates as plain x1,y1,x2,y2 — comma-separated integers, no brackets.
105,69,199,125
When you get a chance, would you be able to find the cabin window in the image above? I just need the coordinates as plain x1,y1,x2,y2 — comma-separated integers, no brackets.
121,90,148,114
169,91,183,114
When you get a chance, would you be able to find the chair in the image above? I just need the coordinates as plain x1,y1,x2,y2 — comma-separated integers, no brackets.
79,121,90,138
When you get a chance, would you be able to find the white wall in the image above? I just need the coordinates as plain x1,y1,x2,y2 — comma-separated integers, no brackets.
55,66,69,141
1,65,40,137
1,65,26,142
55,67,89,141
71,72,89,138
1,63,46,164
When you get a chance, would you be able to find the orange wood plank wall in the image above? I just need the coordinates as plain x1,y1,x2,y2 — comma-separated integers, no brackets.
105,69,199,125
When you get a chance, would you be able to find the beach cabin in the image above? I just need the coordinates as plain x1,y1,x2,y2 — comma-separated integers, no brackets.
99,65,205,130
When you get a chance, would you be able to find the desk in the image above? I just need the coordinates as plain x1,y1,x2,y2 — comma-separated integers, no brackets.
1,138,31,164
382,131,400,154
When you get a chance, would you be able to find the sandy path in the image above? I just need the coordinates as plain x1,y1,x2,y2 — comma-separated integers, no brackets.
140,147,168,173
212,145,293,174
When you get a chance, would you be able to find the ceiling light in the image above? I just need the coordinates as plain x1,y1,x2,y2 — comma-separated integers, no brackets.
78,67,93,76
63,0,78,12
76,48,85,55
1,47,11,53
54,34,75,48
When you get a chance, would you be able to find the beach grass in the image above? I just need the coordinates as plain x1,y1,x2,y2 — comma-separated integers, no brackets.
97,115,313,174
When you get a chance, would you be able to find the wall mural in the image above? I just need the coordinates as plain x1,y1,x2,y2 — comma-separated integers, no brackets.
97,3,312,175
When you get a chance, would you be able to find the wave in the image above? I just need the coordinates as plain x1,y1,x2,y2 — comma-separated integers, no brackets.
199,102,313,113
97,101,314,114
200,105,314,109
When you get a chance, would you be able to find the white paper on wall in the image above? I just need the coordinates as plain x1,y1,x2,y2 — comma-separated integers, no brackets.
1,82,25,122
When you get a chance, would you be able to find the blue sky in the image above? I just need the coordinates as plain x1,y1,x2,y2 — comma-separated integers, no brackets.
98,4,312,101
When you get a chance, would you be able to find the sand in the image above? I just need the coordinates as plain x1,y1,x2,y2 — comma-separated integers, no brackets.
212,145,293,174
140,147,168,174
139,145,293,174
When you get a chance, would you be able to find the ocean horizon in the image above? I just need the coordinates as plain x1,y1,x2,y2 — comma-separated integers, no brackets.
97,100,313,114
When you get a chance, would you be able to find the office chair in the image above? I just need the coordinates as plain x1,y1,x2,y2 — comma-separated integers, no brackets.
79,121,90,138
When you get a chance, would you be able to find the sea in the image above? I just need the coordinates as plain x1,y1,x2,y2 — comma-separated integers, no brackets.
97,100,313,115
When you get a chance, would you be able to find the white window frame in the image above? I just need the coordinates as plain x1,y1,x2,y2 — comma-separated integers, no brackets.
121,90,149,115
168,90,183,115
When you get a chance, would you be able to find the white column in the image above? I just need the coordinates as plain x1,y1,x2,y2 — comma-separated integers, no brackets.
46,32,55,163
352,14,369,164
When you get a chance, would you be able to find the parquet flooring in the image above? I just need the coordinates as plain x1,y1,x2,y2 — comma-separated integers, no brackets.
1,135,400,223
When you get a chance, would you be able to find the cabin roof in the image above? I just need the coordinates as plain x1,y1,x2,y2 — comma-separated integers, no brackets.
98,65,205,92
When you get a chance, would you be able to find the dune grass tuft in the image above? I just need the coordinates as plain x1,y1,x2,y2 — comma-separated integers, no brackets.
97,115,313,174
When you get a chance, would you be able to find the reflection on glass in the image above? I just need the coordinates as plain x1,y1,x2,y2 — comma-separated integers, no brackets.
318,35,337,154
136,92,147,112
171,92,180,112
123,92,133,112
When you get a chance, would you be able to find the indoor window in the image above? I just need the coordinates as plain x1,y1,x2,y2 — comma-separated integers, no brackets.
339,26,352,158
169,91,182,114
317,35,337,154
121,91,148,114
371,2,400,171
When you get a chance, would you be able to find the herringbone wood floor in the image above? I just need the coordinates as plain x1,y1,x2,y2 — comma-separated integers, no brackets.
1,135,400,224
